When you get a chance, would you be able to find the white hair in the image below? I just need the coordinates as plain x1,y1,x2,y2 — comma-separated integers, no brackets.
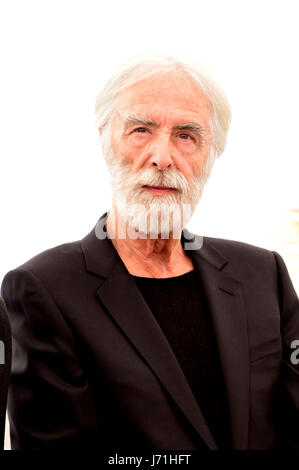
95,54,231,163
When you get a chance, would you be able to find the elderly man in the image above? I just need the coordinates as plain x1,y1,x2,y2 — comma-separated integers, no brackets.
1,56,299,450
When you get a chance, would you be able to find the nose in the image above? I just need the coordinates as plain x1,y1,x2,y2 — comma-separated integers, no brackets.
148,135,173,169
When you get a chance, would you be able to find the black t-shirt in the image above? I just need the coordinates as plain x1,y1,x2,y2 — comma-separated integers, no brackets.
131,267,232,449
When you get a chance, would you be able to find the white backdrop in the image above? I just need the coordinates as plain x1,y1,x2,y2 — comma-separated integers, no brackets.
1,0,299,450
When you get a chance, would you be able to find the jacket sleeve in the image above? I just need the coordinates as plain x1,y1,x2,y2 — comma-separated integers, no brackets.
272,251,299,449
0,297,11,450
1,267,99,450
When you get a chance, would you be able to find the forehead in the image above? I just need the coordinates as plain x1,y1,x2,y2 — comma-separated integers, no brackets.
113,71,211,126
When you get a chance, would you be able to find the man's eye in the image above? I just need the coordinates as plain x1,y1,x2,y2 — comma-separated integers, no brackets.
133,127,147,133
179,133,192,140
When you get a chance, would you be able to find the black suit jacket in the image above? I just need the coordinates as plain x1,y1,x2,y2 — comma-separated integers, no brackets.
1,212,299,450
0,296,11,449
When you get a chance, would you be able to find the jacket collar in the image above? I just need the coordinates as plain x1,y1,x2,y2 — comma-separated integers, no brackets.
80,212,250,450
81,211,228,278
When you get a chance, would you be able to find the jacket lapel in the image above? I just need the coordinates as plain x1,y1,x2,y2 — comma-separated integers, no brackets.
81,213,249,450
185,230,250,449
97,258,218,449
81,213,217,449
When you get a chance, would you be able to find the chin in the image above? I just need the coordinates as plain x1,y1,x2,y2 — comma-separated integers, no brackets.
112,182,201,239
121,203,193,239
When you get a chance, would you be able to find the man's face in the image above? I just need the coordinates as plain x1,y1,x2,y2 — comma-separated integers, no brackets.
105,70,213,236
111,71,212,178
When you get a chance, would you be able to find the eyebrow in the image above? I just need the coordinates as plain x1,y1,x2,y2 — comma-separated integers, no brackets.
123,114,158,131
173,123,204,136
123,114,204,136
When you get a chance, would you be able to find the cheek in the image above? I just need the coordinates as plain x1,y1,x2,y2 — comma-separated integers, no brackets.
180,153,209,181
194,153,209,176
173,148,206,179
175,137,198,154
168,156,194,181
118,135,149,161
126,134,150,151
173,138,211,178
192,142,212,177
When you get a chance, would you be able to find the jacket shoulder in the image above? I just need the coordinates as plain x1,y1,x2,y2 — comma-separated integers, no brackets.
204,235,274,258
2,239,84,289
202,235,278,276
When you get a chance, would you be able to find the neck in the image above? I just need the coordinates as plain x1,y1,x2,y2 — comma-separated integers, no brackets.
105,208,193,278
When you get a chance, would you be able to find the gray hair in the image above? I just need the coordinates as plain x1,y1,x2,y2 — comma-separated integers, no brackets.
95,55,231,163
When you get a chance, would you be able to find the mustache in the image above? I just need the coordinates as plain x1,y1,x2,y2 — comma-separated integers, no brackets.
130,168,189,192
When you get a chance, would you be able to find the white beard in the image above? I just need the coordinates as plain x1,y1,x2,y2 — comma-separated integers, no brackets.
104,147,214,238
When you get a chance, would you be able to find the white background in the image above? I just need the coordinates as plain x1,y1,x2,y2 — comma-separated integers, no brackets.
1,0,299,449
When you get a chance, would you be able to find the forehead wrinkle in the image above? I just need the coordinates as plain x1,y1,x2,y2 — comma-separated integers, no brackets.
114,76,212,138
116,75,211,120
